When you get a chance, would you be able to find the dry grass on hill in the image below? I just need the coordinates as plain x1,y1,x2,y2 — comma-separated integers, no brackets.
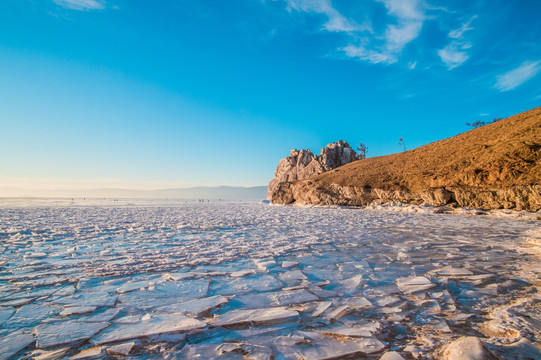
313,106,541,193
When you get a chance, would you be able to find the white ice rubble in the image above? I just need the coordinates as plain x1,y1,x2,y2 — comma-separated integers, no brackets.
0,201,539,359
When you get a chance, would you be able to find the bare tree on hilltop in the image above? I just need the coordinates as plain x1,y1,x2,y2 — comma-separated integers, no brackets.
466,117,503,128
399,137,406,152
356,143,367,160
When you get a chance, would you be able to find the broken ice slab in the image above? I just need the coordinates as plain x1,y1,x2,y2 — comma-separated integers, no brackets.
162,272,195,281
279,270,307,284
312,301,332,317
380,351,406,360
233,289,319,308
279,331,385,359
324,305,350,320
317,325,373,338
230,323,299,339
118,279,210,310
396,276,437,294
253,258,277,271
0,330,35,359
230,270,256,278
78,307,120,323
2,286,60,303
282,261,299,268
69,346,103,359
92,312,206,345
374,295,402,307
54,292,116,308
347,296,372,309
116,280,154,294
105,341,135,356
214,307,299,327
303,267,351,282
0,306,15,325
307,286,338,298
4,304,61,329
153,278,209,298
156,295,228,315
339,320,381,334
212,275,282,296
436,267,474,277
60,306,97,317
178,343,255,359
31,347,70,360
1,298,33,307
35,320,109,348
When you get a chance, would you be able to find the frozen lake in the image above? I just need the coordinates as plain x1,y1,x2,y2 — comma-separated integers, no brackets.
1,201,540,359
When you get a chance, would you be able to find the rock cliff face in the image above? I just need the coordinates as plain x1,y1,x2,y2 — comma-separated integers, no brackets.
267,141,357,200
270,106,541,211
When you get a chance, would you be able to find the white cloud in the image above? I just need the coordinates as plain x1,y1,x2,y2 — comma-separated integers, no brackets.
285,0,424,65
342,44,396,64
341,0,425,64
438,43,469,69
448,16,477,39
495,61,541,91
285,0,364,32
438,16,476,69
53,0,105,10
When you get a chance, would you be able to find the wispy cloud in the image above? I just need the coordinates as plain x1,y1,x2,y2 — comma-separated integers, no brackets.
495,61,541,91
438,43,469,69
285,0,365,32
343,0,425,64
448,16,476,39
53,0,105,10
438,16,476,69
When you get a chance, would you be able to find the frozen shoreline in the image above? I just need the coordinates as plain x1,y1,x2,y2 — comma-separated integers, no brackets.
1,202,540,359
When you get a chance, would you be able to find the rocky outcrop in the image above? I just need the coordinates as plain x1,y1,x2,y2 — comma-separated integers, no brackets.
269,106,541,211
272,182,541,211
267,141,357,200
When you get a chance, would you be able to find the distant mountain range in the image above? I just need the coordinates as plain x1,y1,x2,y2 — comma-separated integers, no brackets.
0,185,268,200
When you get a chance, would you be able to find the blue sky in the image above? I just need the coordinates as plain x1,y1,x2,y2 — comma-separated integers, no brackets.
1,0,540,190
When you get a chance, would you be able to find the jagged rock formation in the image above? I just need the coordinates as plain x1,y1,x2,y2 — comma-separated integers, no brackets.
270,106,541,211
267,140,357,200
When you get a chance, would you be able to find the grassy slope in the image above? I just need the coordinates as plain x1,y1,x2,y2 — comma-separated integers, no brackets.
310,106,541,192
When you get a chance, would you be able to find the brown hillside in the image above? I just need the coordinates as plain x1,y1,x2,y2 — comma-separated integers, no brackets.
272,106,541,210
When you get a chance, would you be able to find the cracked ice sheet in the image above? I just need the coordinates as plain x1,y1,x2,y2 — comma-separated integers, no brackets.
0,202,540,358
92,312,206,345
35,320,109,348
214,307,299,327
0,331,35,359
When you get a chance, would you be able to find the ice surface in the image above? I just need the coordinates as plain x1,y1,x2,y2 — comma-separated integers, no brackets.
35,320,109,348
156,295,228,315
105,341,135,356
0,201,539,358
60,306,97,316
234,289,319,308
214,307,299,326
0,306,15,325
31,347,70,360
4,304,61,329
69,346,103,359
0,330,35,359
213,275,282,296
92,312,206,344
